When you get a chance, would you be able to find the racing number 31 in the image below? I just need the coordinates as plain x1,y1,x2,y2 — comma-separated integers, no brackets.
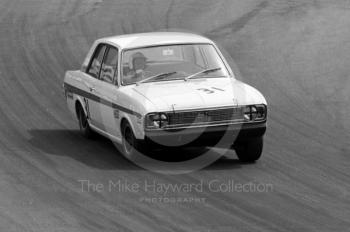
197,87,225,94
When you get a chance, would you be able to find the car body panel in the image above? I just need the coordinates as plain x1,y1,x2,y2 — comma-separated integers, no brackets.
131,78,266,112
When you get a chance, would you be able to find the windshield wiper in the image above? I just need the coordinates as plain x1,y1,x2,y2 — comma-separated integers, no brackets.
184,67,221,81
136,71,177,86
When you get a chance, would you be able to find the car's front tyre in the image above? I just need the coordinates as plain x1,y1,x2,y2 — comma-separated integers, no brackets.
121,122,143,161
234,137,263,162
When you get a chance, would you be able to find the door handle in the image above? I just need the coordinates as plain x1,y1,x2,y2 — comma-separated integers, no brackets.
82,81,95,92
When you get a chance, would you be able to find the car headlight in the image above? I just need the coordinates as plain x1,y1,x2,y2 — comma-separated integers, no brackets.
244,104,266,121
145,113,169,129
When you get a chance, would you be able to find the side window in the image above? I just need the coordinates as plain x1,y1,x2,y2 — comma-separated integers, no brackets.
100,47,118,84
87,44,107,78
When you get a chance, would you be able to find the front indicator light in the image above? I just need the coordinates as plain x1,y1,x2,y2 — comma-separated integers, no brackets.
256,105,267,120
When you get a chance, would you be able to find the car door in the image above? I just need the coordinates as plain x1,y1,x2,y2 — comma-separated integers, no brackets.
84,43,108,127
92,45,120,138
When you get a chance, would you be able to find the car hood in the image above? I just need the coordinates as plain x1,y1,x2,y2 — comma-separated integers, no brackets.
132,78,266,112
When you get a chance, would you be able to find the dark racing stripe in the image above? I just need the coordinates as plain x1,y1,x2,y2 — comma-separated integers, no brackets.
64,83,142,118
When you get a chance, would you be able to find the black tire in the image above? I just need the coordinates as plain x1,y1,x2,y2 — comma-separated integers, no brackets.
234,137,263,162
121,122,142,160
77,104,94,139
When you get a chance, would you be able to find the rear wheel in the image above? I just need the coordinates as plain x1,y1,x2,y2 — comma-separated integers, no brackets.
77,104,94,139
234,137,263,162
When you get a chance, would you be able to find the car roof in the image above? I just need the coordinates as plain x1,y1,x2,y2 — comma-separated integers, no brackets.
97,32,214,49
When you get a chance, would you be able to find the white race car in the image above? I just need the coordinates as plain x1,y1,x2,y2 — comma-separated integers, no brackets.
63,32,267,162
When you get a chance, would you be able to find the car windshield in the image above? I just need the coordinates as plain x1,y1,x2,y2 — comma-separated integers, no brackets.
121,44,229,85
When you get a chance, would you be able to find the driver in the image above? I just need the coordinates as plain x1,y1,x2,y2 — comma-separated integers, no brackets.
126,52,148,81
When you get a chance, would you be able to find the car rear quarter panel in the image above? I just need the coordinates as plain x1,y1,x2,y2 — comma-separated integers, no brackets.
64,70,89,120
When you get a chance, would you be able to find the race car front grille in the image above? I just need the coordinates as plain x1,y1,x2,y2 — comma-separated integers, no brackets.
167,107,244,127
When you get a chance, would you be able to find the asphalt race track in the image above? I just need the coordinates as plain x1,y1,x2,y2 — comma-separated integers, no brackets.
0,0,349,231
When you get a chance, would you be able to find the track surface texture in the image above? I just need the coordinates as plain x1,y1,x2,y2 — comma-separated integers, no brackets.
0,0,349,231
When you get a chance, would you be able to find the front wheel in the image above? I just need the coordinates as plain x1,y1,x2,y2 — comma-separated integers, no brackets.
121,122,143,161
234,137,264,162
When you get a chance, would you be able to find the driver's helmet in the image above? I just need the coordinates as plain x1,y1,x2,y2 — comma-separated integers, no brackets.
129,52,147,71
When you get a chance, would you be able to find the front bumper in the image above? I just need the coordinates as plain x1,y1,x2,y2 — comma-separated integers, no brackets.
143,121,266,148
